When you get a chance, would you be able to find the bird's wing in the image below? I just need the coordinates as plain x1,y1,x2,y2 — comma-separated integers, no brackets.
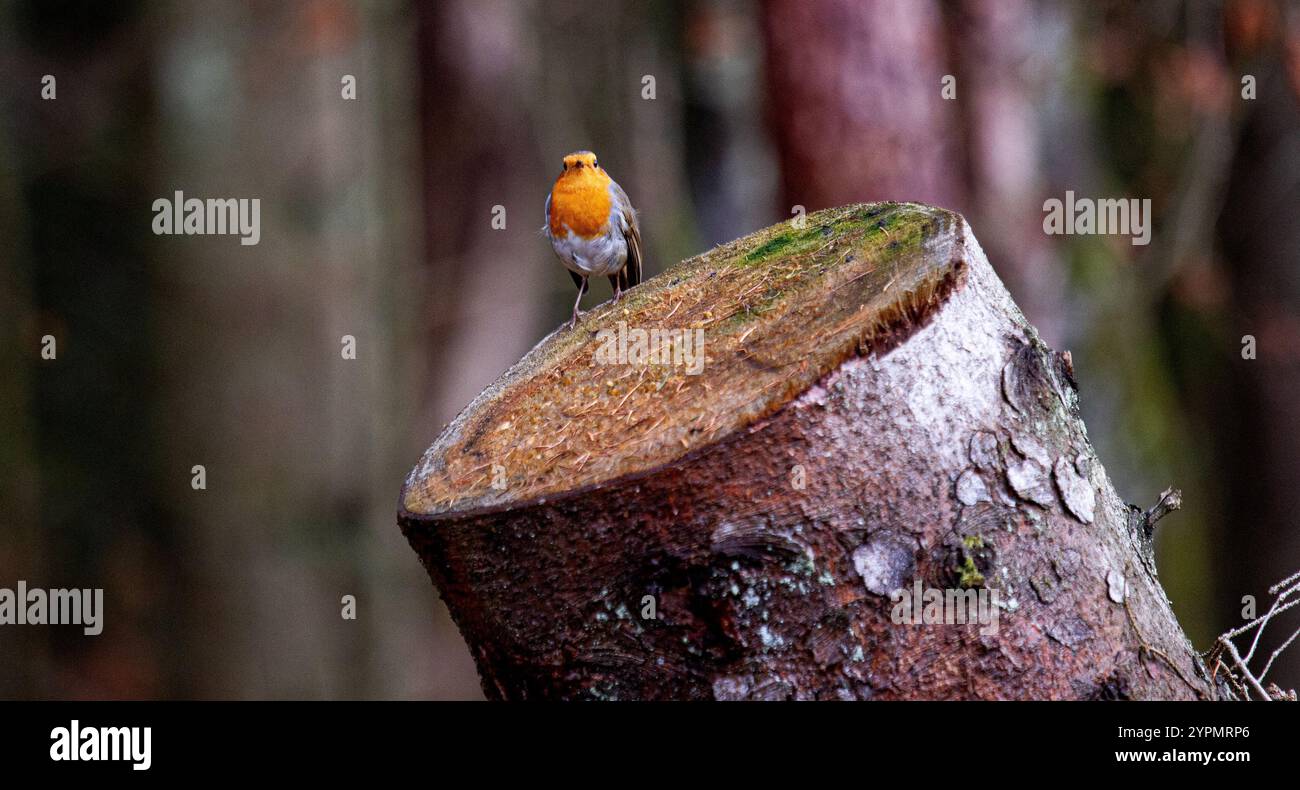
610,180,642,288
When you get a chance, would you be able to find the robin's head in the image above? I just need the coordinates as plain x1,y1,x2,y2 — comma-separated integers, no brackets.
560,151,601,175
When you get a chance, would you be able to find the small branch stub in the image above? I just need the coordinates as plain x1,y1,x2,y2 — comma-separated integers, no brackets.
1143,486,1182,539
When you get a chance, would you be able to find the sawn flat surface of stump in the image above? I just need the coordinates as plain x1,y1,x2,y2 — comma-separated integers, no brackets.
403,203,963,518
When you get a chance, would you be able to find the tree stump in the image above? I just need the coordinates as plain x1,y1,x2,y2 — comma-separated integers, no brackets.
399,203,1219,700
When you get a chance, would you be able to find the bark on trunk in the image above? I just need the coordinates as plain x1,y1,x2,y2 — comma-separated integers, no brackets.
400,203,1221,700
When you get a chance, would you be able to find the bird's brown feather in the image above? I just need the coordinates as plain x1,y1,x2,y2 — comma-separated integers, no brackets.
612,181,642,288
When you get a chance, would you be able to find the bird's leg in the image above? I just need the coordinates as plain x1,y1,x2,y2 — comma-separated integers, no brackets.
569,276,588,329
613,279,622,303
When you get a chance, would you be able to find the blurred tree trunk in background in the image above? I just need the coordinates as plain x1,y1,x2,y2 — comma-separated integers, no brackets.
414,0,547,432
0,0,178,697
1217,1,1300,690
680,0,779,246
760,0,1068,342
761,0,964,214
0,4,39,695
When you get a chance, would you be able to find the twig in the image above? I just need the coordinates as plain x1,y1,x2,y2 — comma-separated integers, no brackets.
1209,569,1300,700
1142,487,1182,539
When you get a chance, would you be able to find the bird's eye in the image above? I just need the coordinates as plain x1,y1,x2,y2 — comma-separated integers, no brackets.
592,159,599,168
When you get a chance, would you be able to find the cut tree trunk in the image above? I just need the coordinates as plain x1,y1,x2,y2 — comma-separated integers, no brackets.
399,203,1222,701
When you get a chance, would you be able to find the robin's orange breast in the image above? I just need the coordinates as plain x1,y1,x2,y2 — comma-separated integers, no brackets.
549,171,613,240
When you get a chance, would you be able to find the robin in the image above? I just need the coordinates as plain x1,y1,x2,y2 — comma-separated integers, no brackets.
544,151,642,329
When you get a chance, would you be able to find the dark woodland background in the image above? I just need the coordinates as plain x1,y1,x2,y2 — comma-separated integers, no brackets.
2,0,1299,699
